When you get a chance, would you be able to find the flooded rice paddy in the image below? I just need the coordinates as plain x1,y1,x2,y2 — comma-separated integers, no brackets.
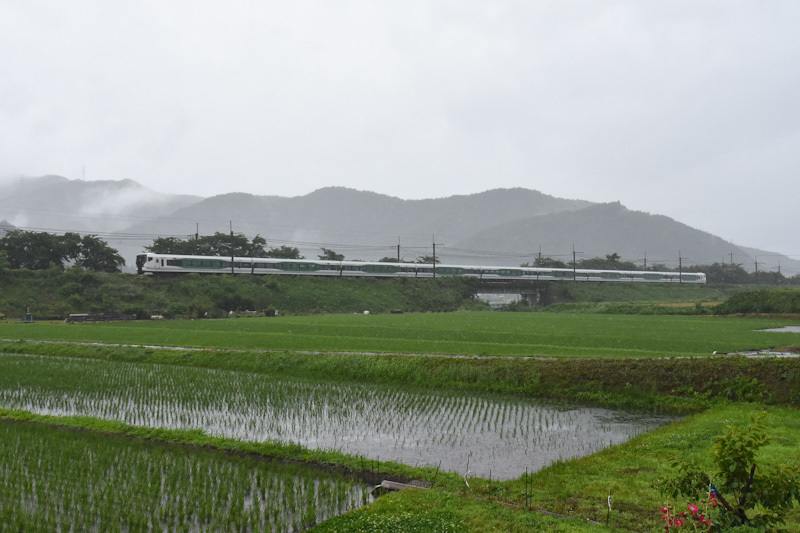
1,418,369,532
0,353,675,480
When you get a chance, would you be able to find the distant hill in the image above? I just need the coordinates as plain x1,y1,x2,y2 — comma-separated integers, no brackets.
2,176,797,275
0,176,202,268
452,202,757,268
120,187,593,263
0,175,201,234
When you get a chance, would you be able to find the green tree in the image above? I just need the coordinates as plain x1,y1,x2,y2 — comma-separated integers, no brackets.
416,255,440,264
752,270,786,285
695,263,751,284
318,248,345,261
76,235,126,272
145,237,196,255
523,256,568,268
666,412,800,530
265,245,303,259
577,253,639,271
0,250,8,277
146,233,268,257
0,230,124,272
0,230,69,269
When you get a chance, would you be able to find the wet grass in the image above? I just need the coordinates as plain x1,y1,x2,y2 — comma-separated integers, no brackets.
309,487,617,532
470,403,800,531
2,311,799,357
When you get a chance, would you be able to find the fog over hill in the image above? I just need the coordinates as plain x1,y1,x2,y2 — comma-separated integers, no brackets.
0,176,797,275
120,186,593,261
0,175,199,234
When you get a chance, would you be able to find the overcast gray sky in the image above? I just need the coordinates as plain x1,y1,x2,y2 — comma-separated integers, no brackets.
2,1,798,257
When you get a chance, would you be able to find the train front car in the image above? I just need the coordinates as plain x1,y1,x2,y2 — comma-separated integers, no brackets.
136,254,154,275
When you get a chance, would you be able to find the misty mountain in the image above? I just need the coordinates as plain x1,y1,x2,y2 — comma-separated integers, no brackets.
451,202,762,269
118,187,594,264
0,175,201,234
2,176,796,275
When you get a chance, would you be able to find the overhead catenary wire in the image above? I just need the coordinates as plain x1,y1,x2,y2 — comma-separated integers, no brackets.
1,223,798,274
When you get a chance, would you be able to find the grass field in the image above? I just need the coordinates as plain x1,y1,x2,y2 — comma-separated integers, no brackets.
2,311,799,357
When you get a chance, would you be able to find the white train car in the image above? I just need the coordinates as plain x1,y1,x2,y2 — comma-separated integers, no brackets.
136,253,707,284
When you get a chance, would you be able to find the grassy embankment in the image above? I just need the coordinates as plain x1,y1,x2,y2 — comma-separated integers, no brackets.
0,269,486,319
0,265,756,320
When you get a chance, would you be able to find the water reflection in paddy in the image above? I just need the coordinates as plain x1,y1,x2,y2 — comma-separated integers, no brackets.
0,353,676,480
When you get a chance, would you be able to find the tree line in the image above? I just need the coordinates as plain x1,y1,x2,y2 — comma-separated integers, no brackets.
0,230,124,272
1,230,798,285
146,233,303,259
524,252,800,285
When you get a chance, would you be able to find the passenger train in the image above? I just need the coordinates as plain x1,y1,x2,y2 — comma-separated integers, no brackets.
136,253,707,284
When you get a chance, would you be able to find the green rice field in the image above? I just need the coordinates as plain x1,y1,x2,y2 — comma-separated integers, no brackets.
2,311,799,357
0,419,370,532
0,353,673,480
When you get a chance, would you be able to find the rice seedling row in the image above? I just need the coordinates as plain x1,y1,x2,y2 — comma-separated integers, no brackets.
0,353,674,479
0,418,370,532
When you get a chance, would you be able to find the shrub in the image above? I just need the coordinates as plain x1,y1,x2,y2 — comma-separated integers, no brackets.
664,412,800,531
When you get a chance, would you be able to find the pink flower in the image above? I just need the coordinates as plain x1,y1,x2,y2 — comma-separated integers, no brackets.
688,503,699,515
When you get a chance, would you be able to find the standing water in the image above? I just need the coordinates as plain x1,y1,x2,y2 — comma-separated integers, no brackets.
0,353,676,480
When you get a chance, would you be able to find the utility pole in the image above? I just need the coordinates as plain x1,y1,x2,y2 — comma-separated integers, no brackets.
195,223,199,241
230,221,235,275
729,252,734,265
397,237,401,262
572,244,579,281
678,252,683,284
432,235,437,278
754,257,759,283
643,251,647,270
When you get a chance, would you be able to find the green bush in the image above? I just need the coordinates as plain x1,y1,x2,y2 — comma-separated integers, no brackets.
665,412,800,530
714,288,800,315
0,270,486,319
